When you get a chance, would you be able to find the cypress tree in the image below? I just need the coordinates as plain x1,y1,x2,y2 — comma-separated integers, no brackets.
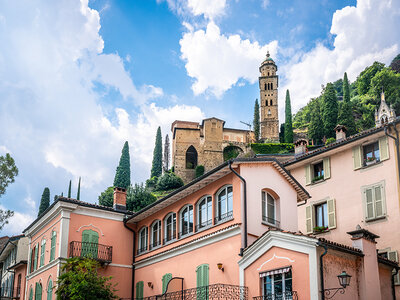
338,101,356,136
343,72,350,103
163,134,170,173
38,187,50,216
151,127,163,178
253,99,260,142
308,98,324,144
113,141,131,189
67,180,71,198
322,83,338,138
77,177,81,200
279,123,285,143
284,90,294,143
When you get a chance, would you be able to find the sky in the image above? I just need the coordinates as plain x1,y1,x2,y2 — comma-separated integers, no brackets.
0,0,399,235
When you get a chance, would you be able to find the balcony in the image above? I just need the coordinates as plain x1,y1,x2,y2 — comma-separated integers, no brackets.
262,216,280,228
137,284,248,300
69,241,112,263
214,211,233,225
0,287,21,299
253,291,298,300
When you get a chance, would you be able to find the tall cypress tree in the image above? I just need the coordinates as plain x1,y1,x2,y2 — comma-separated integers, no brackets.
163,134,170,173
338,101,356,136
67,180,71,198
343,72,350,103
113,141,131,189
77,177,81,200
308,98,324,144
253,99,260,142
38,187,50,216
322,83,339,138
151,127,163,178
284,90,294,143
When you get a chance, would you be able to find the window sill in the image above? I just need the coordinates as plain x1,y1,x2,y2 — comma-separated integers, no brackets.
312,229,330,235
215,216,234,226
195,224,212,233
261,221,280,229
365,215,386,223
360,161,382,170
311,178,326,185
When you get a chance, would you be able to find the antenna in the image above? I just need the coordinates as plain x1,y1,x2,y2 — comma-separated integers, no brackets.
240,121,251,130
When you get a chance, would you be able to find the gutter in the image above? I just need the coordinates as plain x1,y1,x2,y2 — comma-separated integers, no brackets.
228,160,247,256
123,218,136,300
392,267,399,300
318,241,328,300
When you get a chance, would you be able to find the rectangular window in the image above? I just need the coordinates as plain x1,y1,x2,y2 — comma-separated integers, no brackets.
262,270,293,299
379,249,399,285
313,162,324,181
305,158,330,185
363,141,380,165
315,203,328,228
305,199,336,234
363,182,386,221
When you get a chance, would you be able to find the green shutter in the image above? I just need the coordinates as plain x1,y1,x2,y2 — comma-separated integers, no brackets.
47,279,52,300
327,198,336,229
379,136,389,161
136,281,144,299
323,157,331,180
40,241,45,267
162,273,172,294
196,264,209,300
35,282,42,300
305,205,313,234
82,230,99,258
305,165,311,185
50,232,56,261
352,146,362,170
33,244,38,270
29,288,33,300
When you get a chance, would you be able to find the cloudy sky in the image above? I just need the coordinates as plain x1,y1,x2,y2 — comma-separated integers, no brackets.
0,0,399,235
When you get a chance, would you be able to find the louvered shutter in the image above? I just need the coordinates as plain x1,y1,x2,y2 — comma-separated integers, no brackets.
374,185,384,218
40,241,45,267
327,199,336,229
305,165,312,185
305,205,313,234
352,146,362,170
29,288,33,300
162,273,172,293
33,244,38,270
323,157,331,179
50,232,56,261
365,188,374,220
262,192,266,220
379,136,389,161
47,279,53,300
388,251,400,285
136,281,144,299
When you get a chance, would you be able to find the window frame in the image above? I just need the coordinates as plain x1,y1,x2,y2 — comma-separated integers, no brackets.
362,141,380,166
164,213,177,244
314,202,328,229
215,185,233,224
40,238,46,267
196,196,213,232
150,220,162,250
261,191,278,227
137,226,148,255
179,204,194,238
262,269,292,298
362,180,386,221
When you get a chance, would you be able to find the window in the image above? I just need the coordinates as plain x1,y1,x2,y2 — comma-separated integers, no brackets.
262,269,292,299
315,202,328,228
164,213,176,243
216,186,233,223
266,100,268,106
47,278,53,300
17,274,21,297
305,158,331,185
363,141,380,165
270,82,273,90
197,196,212,231
186,146,198,169
35,282,42,300
33,243,39,270
268,109,271,116
363,182,386,221
179,205,193,238
81,229,99,259
270,99,272,106
313,162,324,181
353,137,389,170
136,281,144,299
40,239,46,267
138,227,148,254
379,249,399,284
162,273,172,293
264,83,267,90
50,231,56,261
150,220,161,249
262,192,277,226
305,199,336,234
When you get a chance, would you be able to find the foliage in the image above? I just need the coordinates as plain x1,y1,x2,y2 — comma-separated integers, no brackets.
98,186,114,207
284,90,294,143
145,176,158,190
369,68,400,114
322,83,338,138
292,102,312,129
389,53,400,73
163,134,170,173
151,127,163,178
356,61,385,95
195,165,205,178
325,137,336,146
68,180,72,198
308,98,324,144
312,175,324,183
253,99,260,141
77,177,81,200
56,257,117,300
126,183,156,212
332,78,343,97
155,172,184,191
113,141,131,189
38,187,50,216
251,143,294,154
0,153,18,230
338,100,356,135
279,123,285,143
313,226,328,232
343,72,350,103
223,145,242,161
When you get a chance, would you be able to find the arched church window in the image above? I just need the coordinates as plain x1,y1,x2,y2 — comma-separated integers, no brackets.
268,109,271,116
271,82,273,90
266,100,268,106
264,83,267,90
270,100,273,106
268,72,270,76
186,146,198,169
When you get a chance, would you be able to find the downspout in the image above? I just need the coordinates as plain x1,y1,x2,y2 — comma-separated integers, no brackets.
385,124,400,187
124,219,136,300
318,242,328,300
392,267,399,300
228,160,247,256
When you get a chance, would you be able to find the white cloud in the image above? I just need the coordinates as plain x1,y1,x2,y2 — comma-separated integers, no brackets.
261,0,270,9
180,21,278,97
187,0,227,19
1,205,35,236
280,0,400,114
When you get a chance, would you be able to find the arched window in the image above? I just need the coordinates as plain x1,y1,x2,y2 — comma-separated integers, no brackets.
271,82,273,90
50,230,56,261
81,229,99,259
266,100,268,106
186,146,198,169
270,99,273,106
35,282,42,300
216,186,233,223
138,227,148,254
262,191,276,225
150,220,161,250
40,238,46,267
197,196,212,231
47,278,53,300
264,83,267,90
164,213,176,243
179,205,193,238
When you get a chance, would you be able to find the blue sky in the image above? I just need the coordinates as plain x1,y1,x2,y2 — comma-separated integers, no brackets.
0,0,399,235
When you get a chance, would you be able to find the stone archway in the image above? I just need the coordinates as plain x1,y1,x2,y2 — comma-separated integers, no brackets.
185,145,198,169
223,145,244,161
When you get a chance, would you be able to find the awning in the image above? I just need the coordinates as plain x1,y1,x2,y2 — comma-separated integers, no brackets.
259,266,291,278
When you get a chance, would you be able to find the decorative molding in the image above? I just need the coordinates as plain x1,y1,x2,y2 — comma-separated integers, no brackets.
76,224,105,236
256,253,295,271
108,263,133,269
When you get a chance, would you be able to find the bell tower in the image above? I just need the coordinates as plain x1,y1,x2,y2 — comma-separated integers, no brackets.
259,52,279,142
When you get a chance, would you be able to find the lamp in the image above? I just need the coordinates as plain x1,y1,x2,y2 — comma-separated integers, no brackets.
217,263,224,272
337,271,351,288
147,282,153,289
323,271,352,299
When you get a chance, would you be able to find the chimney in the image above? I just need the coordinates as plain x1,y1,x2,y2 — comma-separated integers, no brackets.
113,187,127,211
347,225,381,300
294,139,308,156
334,125,347,141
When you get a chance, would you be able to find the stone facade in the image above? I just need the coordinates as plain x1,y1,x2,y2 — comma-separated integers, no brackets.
171,118,254,183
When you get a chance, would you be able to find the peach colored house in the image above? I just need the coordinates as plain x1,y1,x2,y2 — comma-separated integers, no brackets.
22,191,134,300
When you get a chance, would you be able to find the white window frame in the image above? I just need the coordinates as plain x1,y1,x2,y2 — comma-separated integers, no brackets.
362,141,380,165
138,227,148,254
196,196,213,231
179,205,193,238
262,270,292,298
164,213,176,243
150,220,161,249
314,202,328,228
262,191,277,226
362,180,386,221
216,185,233,224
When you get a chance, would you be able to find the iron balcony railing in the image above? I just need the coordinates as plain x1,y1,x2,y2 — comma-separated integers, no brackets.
262,216,280,228
178,228,194,239
195,220,213,232
163,232,177,245
253,291,298,300
149,240,161,250
214,211,233,224
69,241,112,263
137,245,148,255
136,283,248,300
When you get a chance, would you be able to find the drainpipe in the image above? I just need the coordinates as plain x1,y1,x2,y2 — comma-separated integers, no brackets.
392,267,399,300
384,124,400,188
124,219,136,300
318,242,328,300
228,160,247,255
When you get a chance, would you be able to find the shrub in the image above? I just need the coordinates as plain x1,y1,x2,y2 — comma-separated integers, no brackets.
155,172,184,191
126,184,157,212
325,137,336,145
250,143,294,154
145,176,158,190
195,165,205,178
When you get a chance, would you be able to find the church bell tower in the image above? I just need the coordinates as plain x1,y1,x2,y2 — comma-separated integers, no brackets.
259,52,279,141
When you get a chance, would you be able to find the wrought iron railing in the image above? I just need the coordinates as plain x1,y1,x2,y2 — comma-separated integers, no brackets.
69,241,112,263
163,232,177,245
262,216,280,228
214,211,233,224
136,283,248,300
253,291,298,300
137,245,148,255
178,228,194,239
149,240,161,250
195,220,213,232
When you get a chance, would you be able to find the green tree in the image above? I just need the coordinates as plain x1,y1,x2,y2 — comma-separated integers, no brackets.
308,98,324,144
370,68,400,114
343,72,350,103
356,61,385,95
322,83,338,138
77,177,81,200
98,187,114,207
332,78,343,97
155,172,184,191
113,141,131,189
0,153,18,230
253,99,260,141
163,134,170,173
151,127,163,178
284,90,294,143
338,101,356,135
56,257,117,300
279,123,285,143
68,180,72,198
38,187,50,216
126,184,157,212
195,165,205,178
389,53,400,73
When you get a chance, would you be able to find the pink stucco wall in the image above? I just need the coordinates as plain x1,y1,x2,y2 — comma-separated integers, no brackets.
14,264,27,299
379,264,393,300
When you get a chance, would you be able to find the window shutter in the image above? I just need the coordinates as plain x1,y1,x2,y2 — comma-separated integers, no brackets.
305,205,313,234
162,273,172,293
305,165,312,185
388,251,400,285
379,136,389,161
203,264,209,287
33,245,38,270
365,188,374,220
352,146,362,170
40,241,45,267
262,192,266,220
47,280,53,300
136,281,144,299
323,157,331,179
327,198,336,229
374,185,385,218
50,232,56,261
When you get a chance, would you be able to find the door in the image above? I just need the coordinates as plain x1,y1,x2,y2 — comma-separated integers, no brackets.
81,229,99,259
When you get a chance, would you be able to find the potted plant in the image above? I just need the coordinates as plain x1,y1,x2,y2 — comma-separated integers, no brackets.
313,226,328,233
365,156,376,166
312,175,324,183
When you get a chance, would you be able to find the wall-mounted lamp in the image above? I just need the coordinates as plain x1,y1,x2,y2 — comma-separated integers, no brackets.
147,282,153,289
217,263,224,272
323,271,351,299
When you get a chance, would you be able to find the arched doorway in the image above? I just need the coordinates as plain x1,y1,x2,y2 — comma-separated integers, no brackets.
223,145,243,161
186,146,198,169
